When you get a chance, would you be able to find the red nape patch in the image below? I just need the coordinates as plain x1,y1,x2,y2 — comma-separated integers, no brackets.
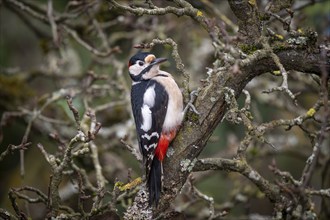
155,131,177,161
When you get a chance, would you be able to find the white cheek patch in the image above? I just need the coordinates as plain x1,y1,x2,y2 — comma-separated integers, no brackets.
129,64,142,76
140,105,152,131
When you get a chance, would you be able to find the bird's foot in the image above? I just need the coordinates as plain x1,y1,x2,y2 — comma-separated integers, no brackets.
183,90,199,116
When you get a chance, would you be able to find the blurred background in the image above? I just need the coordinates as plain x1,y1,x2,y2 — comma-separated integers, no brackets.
0,0,329,219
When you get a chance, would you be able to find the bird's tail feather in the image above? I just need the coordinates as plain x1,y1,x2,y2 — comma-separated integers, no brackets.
147,157,162,207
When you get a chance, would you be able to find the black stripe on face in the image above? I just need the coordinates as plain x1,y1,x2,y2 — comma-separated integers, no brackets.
129,52,152,82
130,72,143,81
140,65,154,76
130,65,154,82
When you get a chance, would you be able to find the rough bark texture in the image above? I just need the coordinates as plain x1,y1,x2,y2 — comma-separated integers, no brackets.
157,48,328,215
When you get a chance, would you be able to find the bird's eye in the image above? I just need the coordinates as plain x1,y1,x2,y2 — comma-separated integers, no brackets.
138,61,144,66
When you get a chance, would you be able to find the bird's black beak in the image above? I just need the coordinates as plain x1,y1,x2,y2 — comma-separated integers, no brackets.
150,58,167,66
140,57,167,75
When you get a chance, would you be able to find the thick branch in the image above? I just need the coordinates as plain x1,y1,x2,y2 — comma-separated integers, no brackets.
156,45,329,215
193,158,281,203
244,48,330,76
228,0,261,44
109,0,211,33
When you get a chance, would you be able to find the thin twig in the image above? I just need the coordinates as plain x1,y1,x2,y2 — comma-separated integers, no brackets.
262,41,298,105
66,96,81,130
120,138,142,161
300,50,329,187
0,143,31,162
47,0,59,47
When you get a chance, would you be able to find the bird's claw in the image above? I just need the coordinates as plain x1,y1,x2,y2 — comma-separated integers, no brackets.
183,90,199,115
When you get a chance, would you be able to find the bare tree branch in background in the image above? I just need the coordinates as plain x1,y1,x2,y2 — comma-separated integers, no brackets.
0,0,329,219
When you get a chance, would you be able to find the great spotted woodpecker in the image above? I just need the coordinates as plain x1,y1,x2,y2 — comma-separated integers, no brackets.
128,52,183,206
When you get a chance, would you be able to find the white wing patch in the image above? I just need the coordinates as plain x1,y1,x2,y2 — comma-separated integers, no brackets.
141,132,159,140
143,84,156,107
140,85,156,132
140,105,152,131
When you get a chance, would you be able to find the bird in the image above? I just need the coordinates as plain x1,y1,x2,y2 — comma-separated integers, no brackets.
128,51,184,206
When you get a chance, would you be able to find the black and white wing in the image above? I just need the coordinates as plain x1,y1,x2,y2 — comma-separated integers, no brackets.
131,80,168,176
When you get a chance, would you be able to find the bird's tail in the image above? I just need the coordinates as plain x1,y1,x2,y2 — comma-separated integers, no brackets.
147,157,162,207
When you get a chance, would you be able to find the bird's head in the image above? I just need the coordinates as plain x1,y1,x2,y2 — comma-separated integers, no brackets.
128,52,167,82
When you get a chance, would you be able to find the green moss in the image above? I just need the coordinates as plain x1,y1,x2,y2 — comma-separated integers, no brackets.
272,42,290,52
259,13,270,21
183,123,194,136
236,159,247,170
245,111,254,120
239,44,259,55
174,130,184,142
189,112,200,123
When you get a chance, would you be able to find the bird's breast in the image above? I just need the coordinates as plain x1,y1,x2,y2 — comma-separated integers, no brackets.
153,73,184,132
